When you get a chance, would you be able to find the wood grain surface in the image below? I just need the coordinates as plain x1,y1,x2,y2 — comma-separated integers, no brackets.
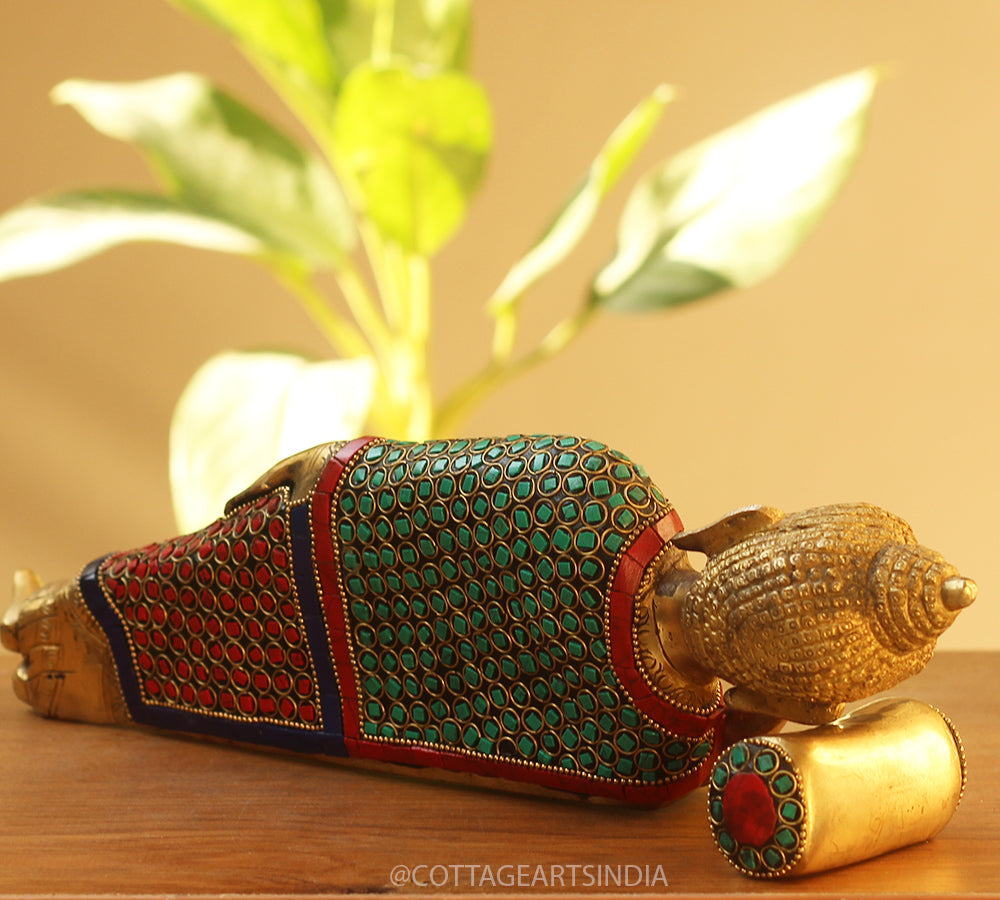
0,651,996,898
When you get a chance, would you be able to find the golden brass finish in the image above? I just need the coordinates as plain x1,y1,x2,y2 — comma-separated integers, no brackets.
634,545,721,713
2,572,128,725
224,442,341,512
708,698,966,877
666,503,976,723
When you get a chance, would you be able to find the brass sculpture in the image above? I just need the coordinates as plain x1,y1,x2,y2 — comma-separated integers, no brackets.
0,435,977,876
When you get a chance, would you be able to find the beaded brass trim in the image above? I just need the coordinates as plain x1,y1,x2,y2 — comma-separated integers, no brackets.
632,546,722,715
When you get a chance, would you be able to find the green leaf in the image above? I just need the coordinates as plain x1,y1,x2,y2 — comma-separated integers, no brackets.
333,62,492,255
54,74,356,265
168,0,339,91
489,84,673,314
170,351,376,532
0,191,264,282
592,67,879,312
324,0,471,75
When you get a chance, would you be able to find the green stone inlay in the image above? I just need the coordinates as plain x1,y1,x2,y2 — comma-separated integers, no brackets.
597,712,618,733
338,435,682,783
755,750,778,774
779,800,803,823
763,848,785,871
739,849,759,871
729,743,750,768
591,478,612,498
510,683,530,706
513,478,533,500
379,546,397,566
772,773,796,795
775,827,799,850
615,732,638,753
598,687,618,709
507,458,527,478
627,485,648,505
641,727,665,747
558,499,580,522
482,658,500,680
583,503,606,526
637,750,660,772
615,757,635,777
718,831,736,853
550,527,573,552
529,452,548,473
614,508,637,530
692,741,712,760
482,464,503,485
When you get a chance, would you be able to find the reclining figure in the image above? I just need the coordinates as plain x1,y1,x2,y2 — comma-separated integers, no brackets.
2,435,975,806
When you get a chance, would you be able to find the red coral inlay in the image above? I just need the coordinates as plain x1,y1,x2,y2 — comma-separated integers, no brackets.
722,772,778,846
99,485,320,728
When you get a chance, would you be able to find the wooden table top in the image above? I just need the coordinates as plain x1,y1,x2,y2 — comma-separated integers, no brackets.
0,650,996,899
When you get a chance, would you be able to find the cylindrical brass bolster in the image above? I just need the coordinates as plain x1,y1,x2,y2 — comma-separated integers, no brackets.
707,698,966,878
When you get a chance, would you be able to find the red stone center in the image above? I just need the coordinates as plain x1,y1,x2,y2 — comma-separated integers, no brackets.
722,772,777,846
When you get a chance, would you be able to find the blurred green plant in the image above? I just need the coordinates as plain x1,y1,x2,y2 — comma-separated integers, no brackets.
0,0,877,531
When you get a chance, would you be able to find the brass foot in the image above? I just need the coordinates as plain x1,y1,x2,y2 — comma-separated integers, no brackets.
3,572,128,725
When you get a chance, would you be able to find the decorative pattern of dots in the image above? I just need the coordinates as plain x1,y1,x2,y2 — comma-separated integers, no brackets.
336,435,714,784
97,488,322,728
708,740,806,877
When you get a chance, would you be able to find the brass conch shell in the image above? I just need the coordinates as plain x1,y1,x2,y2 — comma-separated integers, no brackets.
656,503,976,724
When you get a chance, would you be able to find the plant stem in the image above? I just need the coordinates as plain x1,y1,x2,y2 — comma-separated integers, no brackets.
270,261,372,359
372,0,395,66
434,304,598,436
401,253,433,439
333,255,395,362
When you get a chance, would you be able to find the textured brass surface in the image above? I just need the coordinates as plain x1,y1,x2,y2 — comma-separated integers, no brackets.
672,503,976,723
708,698,966,877
1,572,128,724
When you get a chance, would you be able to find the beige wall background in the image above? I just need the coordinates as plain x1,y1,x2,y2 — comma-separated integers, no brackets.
1,2,995,649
